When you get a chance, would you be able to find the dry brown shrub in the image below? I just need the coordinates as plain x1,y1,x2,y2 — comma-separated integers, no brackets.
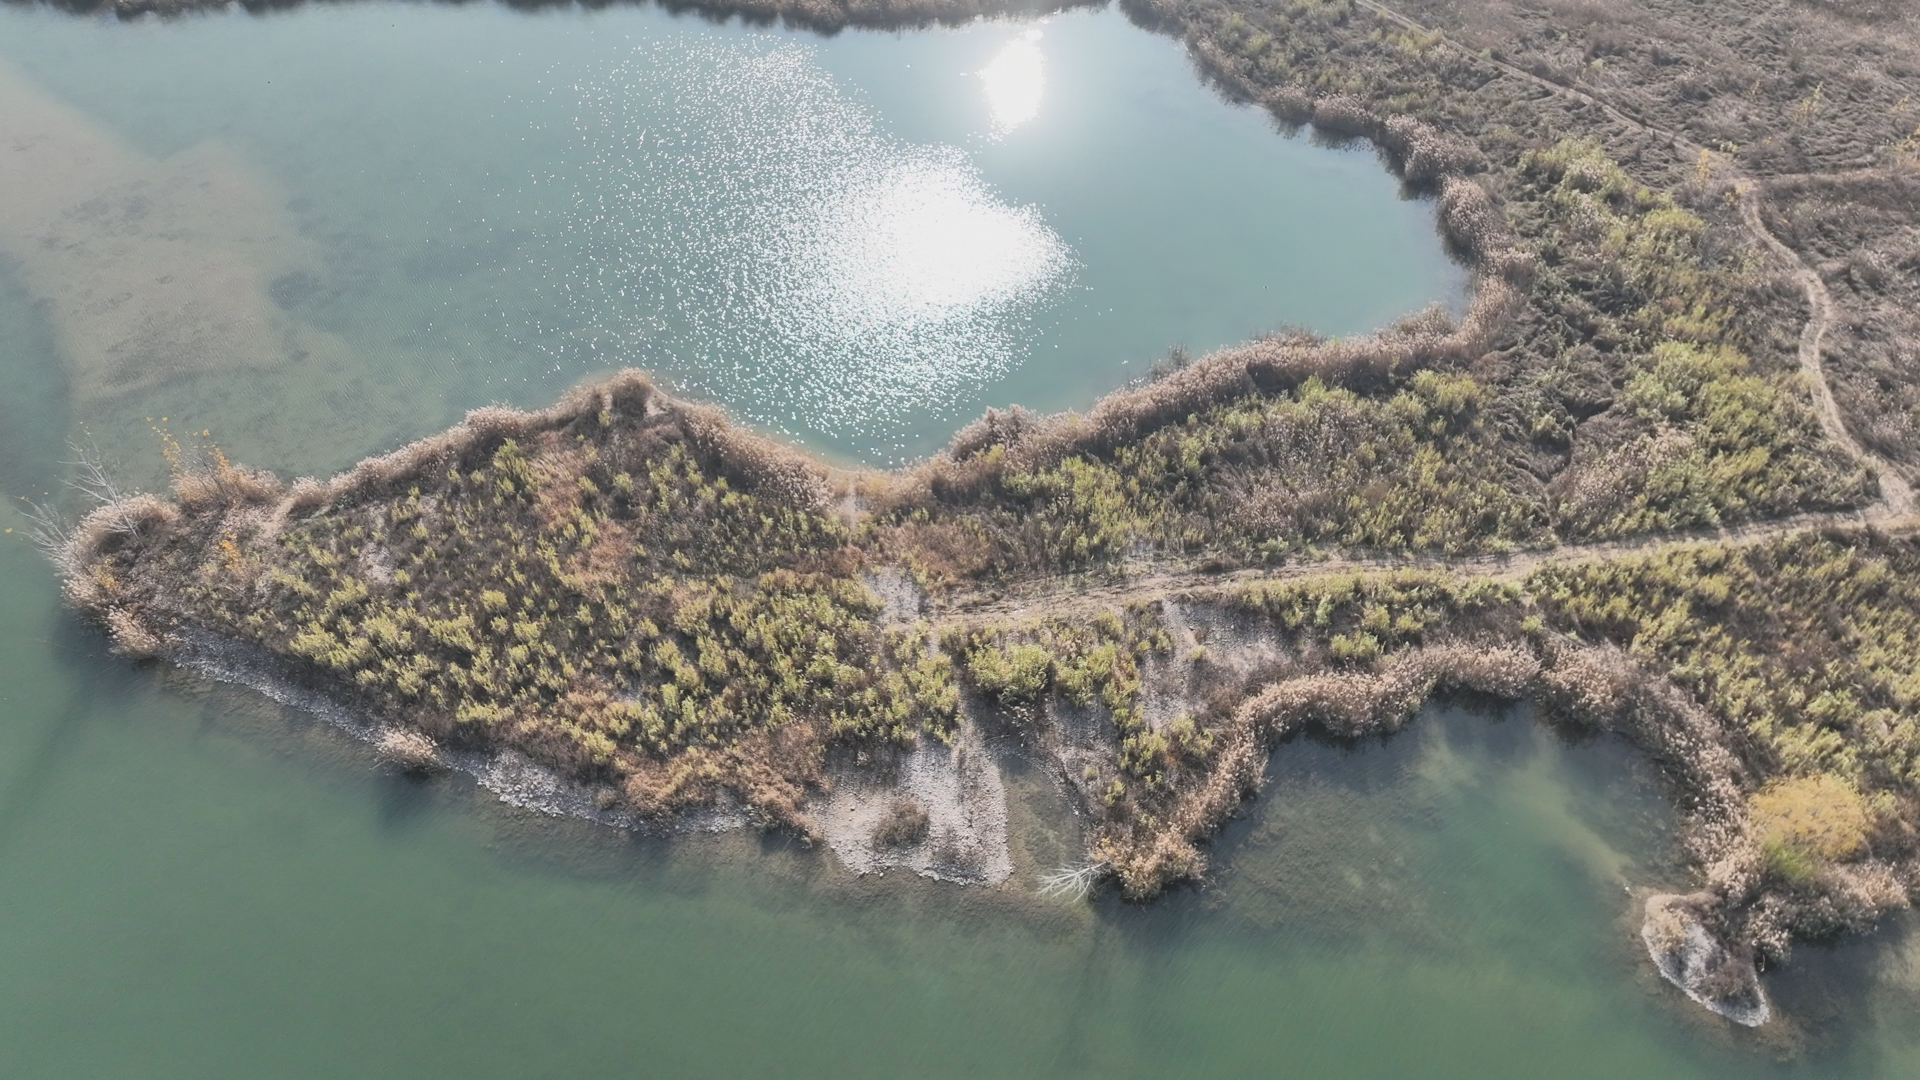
172,463,282,513
1231,641,1537,743
671,401,832,512
574,519,634,586
1537,641,1640,724
1436,177,1510,267
876,520,995,583
462,405,535,444
622,749,723,819
946,405,1043,464
1111,719,1269,895
1309,94,1374,138
172,472,222,511
67,494,180,565
1099,830,1206,901
529,438,593,529
1421,640,1542,699
374,729,441,773
617,723,824,833
1550,429,1698,533
1249,669,1420,738
724,725,825,829
218,464,284,505
337,437,454,496
1264,85,1314,125
1743,858,1910,961
1642,895,1692,956
104,606,162,658
1384,115,1480,186
871,797,932,847
594,369,660,417
286,476,330,511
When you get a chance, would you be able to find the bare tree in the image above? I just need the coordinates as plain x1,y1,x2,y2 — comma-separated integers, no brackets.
55,439,148,539
1037,860,1109,902
19,498,73,572
60,439,125,507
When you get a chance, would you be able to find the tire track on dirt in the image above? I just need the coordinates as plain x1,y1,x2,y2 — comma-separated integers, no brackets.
930,507,1920,623
1351,0,1912,518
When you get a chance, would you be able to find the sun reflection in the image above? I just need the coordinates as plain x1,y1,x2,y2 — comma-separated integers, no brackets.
807,158,1069,326
555,38,1077,456
980,29,1044,137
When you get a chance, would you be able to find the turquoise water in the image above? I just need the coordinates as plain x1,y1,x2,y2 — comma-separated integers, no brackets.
0,1,1460,471
2,3,1919,1076
4,542,1918,1077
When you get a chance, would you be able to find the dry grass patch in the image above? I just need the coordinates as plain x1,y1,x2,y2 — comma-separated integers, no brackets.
1749,772,1872,883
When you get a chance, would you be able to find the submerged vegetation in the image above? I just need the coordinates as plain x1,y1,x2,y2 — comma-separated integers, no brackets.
36,0,1920,1030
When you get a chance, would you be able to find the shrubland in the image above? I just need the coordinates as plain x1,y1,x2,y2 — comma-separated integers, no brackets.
864,66,1871,583
38,0,1920,1018
68,375,958,828
1533,532,1920,801
936,535,1920,968
874,535,1914,992
1760,170,1920,475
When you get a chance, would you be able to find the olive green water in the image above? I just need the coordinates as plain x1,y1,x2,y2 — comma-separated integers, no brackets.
2,3,1919,1076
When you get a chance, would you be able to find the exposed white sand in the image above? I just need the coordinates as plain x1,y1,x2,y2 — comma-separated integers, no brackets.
815,713,1013,886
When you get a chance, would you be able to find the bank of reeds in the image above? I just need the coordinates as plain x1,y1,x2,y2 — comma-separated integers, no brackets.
63,372,951,834
941,545,1920,1017
900,175,1530,493
41,0,1920,1021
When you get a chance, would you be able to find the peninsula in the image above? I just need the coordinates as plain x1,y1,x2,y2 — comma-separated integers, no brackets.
37,0,1920,1029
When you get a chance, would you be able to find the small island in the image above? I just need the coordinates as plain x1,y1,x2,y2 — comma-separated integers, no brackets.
32,0,1920,1032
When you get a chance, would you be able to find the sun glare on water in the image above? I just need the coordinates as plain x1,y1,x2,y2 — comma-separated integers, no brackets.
807,158,1068,326
556,38,1076,454
980,28,1044,136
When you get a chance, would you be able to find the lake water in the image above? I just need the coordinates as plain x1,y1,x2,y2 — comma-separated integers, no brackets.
0,0,1458,473
2,2,1918,1076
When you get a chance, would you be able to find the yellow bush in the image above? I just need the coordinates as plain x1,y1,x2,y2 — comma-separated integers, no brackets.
1749,773,1871,882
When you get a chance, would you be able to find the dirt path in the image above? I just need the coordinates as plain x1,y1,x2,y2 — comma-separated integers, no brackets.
931,509,1920,623
922,5,1917,624
1736,191,1917,516
1351,0,1911,518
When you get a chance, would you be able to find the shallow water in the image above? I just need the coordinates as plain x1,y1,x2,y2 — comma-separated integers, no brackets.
4,561,1919,1077
0,0,1460,471
2,3,1918,1076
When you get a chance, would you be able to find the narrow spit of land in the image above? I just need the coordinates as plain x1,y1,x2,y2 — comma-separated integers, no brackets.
30,0,1920,1035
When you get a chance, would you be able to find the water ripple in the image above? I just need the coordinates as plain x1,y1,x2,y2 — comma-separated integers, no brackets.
544,37,1076,459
